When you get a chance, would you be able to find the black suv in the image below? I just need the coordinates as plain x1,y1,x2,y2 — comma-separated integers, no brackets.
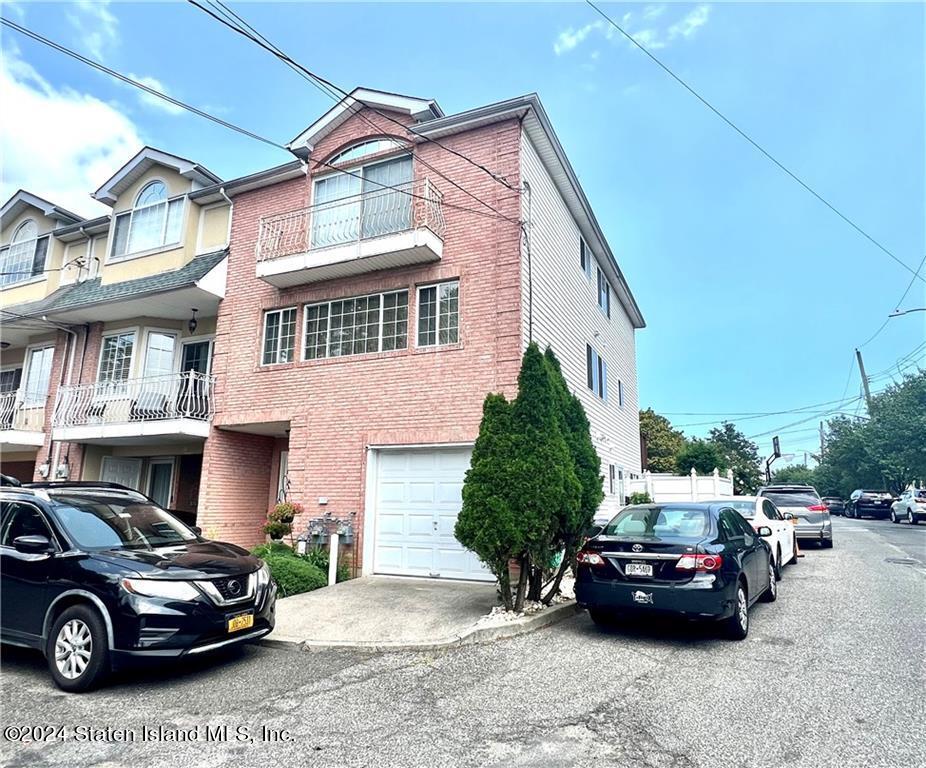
0,482,276,692
846,489,895,520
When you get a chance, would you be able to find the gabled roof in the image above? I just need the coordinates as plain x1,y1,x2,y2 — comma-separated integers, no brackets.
0,190,85,228
93,147,223,206
416,94,645,329
287,88,444,157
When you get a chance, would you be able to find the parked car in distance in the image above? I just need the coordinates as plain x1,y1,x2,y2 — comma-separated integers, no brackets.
822,497,845,516
846,489,895,520
757,485,833,548
891,489,926,525
705,496,796,579
576,503,776,640
0,483,276,692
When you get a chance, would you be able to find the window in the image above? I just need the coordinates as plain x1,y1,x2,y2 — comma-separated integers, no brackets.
110,181,184,259
0,502,55,548
417,281,459,347
618,379,624,408
1,220,49,287
763,500,781,520
142,332,177,378
0,368,22,394
329,139,406,165
609,464,616,495
596,267,611,318
311,155,413,248
586,344,607,400
262,308,297,365
99,332,136,387
304,290,408,360
22,346,54,406
604,506,711,539
579,238,591,278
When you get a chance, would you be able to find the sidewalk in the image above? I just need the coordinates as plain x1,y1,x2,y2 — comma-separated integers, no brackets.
264,575,579,651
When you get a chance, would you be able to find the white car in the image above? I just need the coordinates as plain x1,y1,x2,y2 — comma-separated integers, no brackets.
706,496,796,579
891,489,926,525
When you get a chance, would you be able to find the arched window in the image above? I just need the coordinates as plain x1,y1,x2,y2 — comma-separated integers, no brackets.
1,219,49,287
111,179,184,259
329,138,406,165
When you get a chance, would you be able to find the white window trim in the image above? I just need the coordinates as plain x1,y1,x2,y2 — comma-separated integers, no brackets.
261,307,297,366
586,343,607,401
596,266,612,319
20,343,55,407
140,328,181,379
180,335,215,376
580,237,591,279
302,289,409,361
415,280,460,349
107,179,188,263
328,139,407,167
2,220,46,288
96,327,140,392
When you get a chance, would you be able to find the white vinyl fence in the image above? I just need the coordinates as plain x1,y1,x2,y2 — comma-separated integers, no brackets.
627,468,735,503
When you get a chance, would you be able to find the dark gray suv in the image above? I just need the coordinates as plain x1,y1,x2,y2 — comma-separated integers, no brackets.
757,485,833,548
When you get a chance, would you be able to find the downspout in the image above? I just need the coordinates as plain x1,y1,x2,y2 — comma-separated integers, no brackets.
45,319,79,481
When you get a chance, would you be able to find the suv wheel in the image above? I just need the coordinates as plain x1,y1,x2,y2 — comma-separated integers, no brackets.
46,604,109,692
724,583,749,640
909,510,919,526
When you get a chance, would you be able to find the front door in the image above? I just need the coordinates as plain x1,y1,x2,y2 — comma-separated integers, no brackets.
180,340,212,374
148,459,175,508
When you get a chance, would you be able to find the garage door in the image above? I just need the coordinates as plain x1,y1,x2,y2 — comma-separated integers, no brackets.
373,447,493,581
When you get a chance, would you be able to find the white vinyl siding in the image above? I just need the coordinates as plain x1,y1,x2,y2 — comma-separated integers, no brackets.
519,130,640,520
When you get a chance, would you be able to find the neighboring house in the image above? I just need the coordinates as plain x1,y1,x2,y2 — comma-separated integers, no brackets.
0,148,231,515
194,88,645,581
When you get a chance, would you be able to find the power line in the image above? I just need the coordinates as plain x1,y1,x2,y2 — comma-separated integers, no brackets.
584,1,925,285
670,393,866,428
1,18,518,227
895,252,926,309
199,0,521,225
187,0,520,193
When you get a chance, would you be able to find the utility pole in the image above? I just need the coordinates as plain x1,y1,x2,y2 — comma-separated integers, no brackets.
819,421,825,458
855,348,873,411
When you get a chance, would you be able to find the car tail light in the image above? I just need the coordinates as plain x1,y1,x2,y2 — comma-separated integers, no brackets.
807,504,827,511
576,550,606,566
675,554,723,572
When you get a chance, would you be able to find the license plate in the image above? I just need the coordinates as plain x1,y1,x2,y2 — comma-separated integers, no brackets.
227,612,254,633
625,562,653,577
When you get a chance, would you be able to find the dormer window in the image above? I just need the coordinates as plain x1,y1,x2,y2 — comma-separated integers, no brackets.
110,180,184,260
0,219,49,288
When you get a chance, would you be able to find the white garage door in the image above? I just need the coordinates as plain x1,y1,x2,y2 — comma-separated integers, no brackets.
373,447,493,581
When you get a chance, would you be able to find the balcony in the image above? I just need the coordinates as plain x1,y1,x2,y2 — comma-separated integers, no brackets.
52,371,215,445
0,391,45,451
256,179,445,287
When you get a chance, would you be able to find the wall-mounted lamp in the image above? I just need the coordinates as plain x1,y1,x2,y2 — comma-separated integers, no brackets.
0,341,9,350
188,308,199,335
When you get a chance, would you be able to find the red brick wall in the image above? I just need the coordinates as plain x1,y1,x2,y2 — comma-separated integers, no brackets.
204,106,524,559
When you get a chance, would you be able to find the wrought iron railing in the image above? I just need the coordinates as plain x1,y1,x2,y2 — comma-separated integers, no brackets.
53,371,215,429
256,179,445,263
0,390,46,432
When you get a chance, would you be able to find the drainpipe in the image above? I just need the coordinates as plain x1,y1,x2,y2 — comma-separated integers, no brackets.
45,319,79,481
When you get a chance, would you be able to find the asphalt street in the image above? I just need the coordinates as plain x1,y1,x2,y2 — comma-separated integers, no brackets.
2,516,924,768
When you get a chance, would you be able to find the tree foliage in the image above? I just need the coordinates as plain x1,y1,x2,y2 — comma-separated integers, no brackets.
771,464,817,486
708,422,762,494
675,438,728,475
639,408,686,473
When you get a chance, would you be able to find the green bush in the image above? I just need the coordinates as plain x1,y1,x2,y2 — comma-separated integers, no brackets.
250,542,295,559
299,546,350,583
263,555,327,597
629,492,652,505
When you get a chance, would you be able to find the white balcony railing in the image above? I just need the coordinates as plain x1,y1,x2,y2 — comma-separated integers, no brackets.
53,371,215,430
0,390,47,433
256,179,445,263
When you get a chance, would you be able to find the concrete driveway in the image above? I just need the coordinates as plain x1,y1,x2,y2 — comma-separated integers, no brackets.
268,576,500,648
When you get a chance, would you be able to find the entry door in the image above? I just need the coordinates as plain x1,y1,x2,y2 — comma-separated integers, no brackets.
373,447,493,581
100,456,143,491
180,340,212,374
148,459,175,508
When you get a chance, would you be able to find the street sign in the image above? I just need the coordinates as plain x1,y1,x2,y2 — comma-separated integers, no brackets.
772,436,781,458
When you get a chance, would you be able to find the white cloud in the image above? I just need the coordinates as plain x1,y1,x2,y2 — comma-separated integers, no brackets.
0,46,143,217
126,73,185,115
669,5,711,40
553,4,711,55
67,0,119,61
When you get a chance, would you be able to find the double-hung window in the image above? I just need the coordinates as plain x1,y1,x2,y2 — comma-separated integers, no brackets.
22,346,54,406
596,267,611,318
618,379,624,408
303,289,408,360
586,344,607,400
262,308,297,365
1,220,49,287
98,332,136,395
417,281,459,347
579,237,591,278
111,181,184,260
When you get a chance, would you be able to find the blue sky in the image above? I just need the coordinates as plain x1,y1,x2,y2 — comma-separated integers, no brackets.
2,1,924,463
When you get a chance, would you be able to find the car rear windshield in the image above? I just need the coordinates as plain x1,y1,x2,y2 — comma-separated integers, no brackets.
762,491,820,507
916,490,926,500
603,507,711,539
50,492,196,550
724,501,757,519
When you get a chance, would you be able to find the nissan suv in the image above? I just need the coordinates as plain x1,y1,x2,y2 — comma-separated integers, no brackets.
757,484,833,548
0,482,276,692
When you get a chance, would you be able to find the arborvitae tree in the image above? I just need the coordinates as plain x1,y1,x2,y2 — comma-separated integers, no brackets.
455,393,523,610
507,343,580,610
543,347,603,604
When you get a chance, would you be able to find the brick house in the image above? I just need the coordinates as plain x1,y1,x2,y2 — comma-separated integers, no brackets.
194,89,645,580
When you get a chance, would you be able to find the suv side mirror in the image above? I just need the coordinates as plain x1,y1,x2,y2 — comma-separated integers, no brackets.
757,526,773,537
191,525,203,536
13,535,53,554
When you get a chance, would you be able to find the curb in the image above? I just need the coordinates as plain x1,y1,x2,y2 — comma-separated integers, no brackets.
261,600,582,653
